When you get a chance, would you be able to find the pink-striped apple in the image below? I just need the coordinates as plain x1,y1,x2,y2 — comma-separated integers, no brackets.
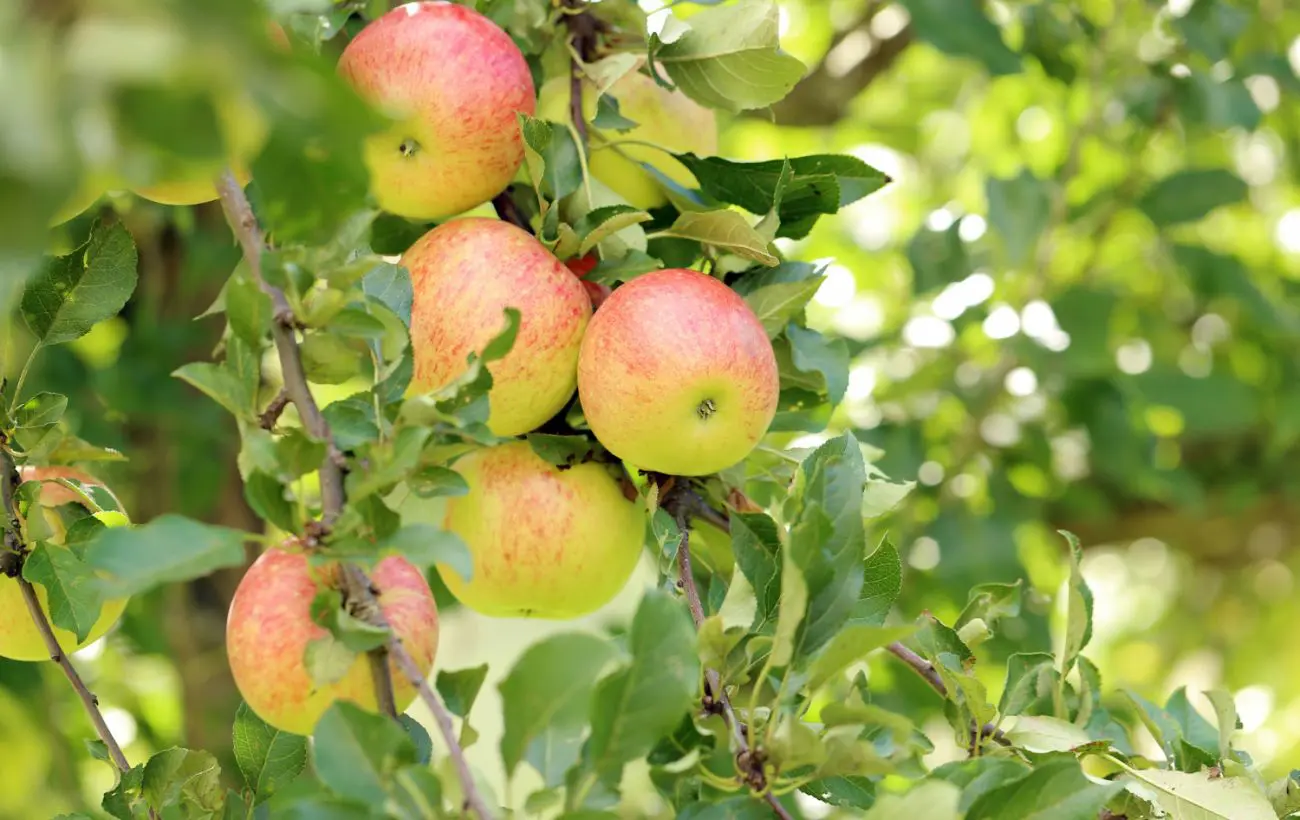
536,68,717,210
338,2,535,220
225,548,439,735
440,441,644,618
402,217,591,436
577,269,779,476
0,467,131,661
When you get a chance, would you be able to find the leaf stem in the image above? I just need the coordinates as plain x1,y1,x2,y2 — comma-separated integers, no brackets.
214,170,493,818
7,343,41,417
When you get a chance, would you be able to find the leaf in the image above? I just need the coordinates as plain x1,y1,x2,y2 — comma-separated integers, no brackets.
863,780,961,819
1121,767,1277,820
22,543,105,643
233,702,308,804
957,581,1022,629
849,538,901,627
986,170,1050,266
1002,716,1092,753
805,624,917,691
397,716,433,765
658,210,778,265
22,220,139,345
768,549,808,667
731,512,783,630
141,748,224,815
377,524,472,581
585,591,701,784
226,270,273,347
244,471,298,533
744,277,825,338
312,702,414,802
85,514,249,597
574,206,653,256
518,114,582,202
999,653,1059,717
965,756,1124,820
799,777,876,809
786,324,850,404
898,0,1021,75
526,434,596,467
652,0,805,111
304,635,358,687
1122,689,1186,764
14,391,67,429
907,222,970,294
498,633,618,778
437,664,488,719
930,758,1033,813
173,359,257,420
1204,689,1240,758
1165,687,1221,761
1137,169,1248,227
362,262,413,327
1058,530,1092,678
586,249,663,286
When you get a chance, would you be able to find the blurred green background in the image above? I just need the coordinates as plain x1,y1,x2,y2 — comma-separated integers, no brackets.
3,0,1300,816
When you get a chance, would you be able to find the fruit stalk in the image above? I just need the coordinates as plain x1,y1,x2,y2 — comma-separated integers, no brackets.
214,170,493,818
0,449,136,779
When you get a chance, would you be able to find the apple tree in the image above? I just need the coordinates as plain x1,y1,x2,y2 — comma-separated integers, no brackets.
1,0,1297,819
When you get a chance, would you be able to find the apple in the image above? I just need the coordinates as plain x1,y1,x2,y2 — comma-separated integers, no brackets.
577,269,779,476
126,93,267,206
439,441,644,618
536,68,717,210
338,2,536,220
0,470,131,662
226,548,439,736
402,217,591,436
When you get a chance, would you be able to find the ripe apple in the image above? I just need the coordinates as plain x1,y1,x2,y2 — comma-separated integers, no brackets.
536,68,717,210
402,217,591,436
226,548,439,736
338,2,536,220
440,441,644,618
0,470,131,662
126,93,266,206
577,269,779,476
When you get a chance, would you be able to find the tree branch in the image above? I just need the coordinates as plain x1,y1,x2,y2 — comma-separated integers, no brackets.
885,641,1009,752
0,450,136,778
214,172,493,818
663,486,792,820
560,0,599,147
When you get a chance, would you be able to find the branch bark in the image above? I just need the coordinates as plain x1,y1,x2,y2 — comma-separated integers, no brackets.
214,172,494,818
884,641,1009,752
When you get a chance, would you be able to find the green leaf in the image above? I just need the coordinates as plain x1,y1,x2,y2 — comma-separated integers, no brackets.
377,524,472,581
1268,771,1300,818
1001,715,1092,753
652,0,806,111
22,220,138,345
437,664,489,719
518,113,582,202
1058,530,1092,678
406,465,469,499
101,764,145,820
805,624,917,691
999,653,1058,717
14,391,67,430
362,262,413,327
526,434,596,467
769,549,808,667
498,633,618,779
986,170,1050,266
907,222,970,294
301,331,365,385
1121,689,1188,764
244,471,298,533
743,277,825,338
304,635,358,687
226,269,273,347
585,591,701,785
731,512,783,630
397,716,433,765
233,702,308,804
898,0,1021,75
785,324,849,404
1137,169,1248,227
312,701,414,802
586,250,663,286
22,542,105,643
85,514,249,598
1204,688,1240,758
346,426,431,500
930,758,1033,813
173,338,261,420
658,210,778,265
849,538,901,627
863,780,961,819
574,206,653,257
965,756,1123,820
391,764,443,817
310,588,390,654
1165,687,1221,760
1120,767,1277,820
140,747,225,815
799,777,877,809
957,581,1022,629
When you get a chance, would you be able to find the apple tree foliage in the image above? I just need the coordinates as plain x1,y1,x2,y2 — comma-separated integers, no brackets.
2,0,1299,819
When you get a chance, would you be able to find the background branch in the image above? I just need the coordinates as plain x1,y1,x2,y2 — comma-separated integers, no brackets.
214,172,493,818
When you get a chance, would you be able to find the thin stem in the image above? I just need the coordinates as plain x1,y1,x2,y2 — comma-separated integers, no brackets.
50,478,105,514
8,344,41,417
885,641,1009,752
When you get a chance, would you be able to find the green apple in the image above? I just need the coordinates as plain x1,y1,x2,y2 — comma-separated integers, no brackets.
402,217,591,436
226,548,439,735
577,268,779,476
338,1,536,220
439,441,644,618
0,468,131,662
536,67,717,210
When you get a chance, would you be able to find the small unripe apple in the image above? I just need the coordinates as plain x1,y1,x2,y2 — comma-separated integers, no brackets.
338,2,536,220
226,548,439,736
439,441,645,618
0,469,131,662
536,69,717,210
577,269,779,476
402,217,591,436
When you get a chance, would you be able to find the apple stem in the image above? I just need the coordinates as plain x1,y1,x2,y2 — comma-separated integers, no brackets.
665,486,793,820
214,170,494,818
0,449,156,817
